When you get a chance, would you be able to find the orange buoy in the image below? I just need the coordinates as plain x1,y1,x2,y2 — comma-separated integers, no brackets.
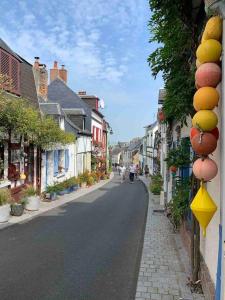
190,127,219,141
193,87,219,111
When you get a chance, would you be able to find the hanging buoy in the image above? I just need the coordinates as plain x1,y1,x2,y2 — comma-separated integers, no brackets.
192,110,218,131
204,16,222,41
196,39,222,63
193,157,218,181
191,183,217,236
191,132,217,155
190,127,219,141
195,63,221,87
193,87,219,111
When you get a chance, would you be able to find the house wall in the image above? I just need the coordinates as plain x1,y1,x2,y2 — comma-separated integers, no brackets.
76,136,92,175
41,143,76,191
199,105,221,289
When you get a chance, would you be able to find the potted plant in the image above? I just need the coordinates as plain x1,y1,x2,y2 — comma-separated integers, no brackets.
10,198,26,216
45,185,58,201
87,175,94,186
23,185,40,211
0,188,11,222
56,182,66,196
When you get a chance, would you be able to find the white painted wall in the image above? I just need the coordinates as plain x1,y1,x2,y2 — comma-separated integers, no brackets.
200,106,221,285
41,143,76,192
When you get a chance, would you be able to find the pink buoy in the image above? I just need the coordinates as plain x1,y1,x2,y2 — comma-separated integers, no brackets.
193,157,218,181
195,63,221,88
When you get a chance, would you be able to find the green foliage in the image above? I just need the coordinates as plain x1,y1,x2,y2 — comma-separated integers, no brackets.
165,139,191,168
22,185,37,197
0,95,74,148
150,174,163,195
148,1,204,123
168,178,190,229
0,188,11,206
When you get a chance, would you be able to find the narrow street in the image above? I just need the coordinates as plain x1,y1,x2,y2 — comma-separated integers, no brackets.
0,175,148,300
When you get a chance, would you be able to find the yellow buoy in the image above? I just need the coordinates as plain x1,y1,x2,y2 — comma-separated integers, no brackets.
192,110,218,131
193,87,219,111
190,184,217,236
201,30,207,44
196,39,222,63
204,16,222,41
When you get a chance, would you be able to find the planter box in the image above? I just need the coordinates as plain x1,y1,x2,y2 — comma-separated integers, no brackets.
46,192,57,201
64,188,71,194
25,196,40,211
11,204,24,216
0,204,10,222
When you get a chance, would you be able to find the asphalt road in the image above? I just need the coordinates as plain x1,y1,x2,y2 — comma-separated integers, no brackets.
0,175,148,300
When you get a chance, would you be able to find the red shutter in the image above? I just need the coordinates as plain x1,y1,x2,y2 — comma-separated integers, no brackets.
0,49,20,95
11,57,20,94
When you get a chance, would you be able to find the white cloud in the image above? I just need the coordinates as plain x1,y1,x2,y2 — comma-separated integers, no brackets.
0,0,146,83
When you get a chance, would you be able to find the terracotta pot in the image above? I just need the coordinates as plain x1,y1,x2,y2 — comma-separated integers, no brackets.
170,166,177,173
158,111,165,122
191,133,217,155
195,63,221,88
193,87,219,111
193,157,218,181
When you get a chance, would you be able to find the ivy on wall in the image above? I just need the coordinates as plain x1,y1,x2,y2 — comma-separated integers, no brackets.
148,0,205,124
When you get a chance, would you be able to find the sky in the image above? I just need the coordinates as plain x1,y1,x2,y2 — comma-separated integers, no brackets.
0,0,163,143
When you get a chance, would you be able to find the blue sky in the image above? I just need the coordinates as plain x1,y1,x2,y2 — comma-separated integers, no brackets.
0,0,163,143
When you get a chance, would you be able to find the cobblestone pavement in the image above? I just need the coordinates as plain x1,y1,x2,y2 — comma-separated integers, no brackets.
135,177,205,300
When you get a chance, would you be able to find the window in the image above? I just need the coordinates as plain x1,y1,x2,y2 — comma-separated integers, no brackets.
65,149,69,172
0,49,20,95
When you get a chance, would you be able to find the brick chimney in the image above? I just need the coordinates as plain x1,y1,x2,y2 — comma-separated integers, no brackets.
50,61,59,82
33,57,40,69
78,91,87,96
39,64,48,99
32,57,48,100
59,64,67,83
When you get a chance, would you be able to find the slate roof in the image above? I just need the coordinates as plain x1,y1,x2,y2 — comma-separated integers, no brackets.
48,79,92,132
0,38,22,61
19,57,39,108
62,108,86,116
39,103,61,115
128,141,141,152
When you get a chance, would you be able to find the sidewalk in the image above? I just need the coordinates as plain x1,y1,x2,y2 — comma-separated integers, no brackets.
0,173,114,231
135,176,205,300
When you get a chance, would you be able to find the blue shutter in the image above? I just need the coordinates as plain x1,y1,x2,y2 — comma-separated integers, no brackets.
54,150,59,177
65,149,69,172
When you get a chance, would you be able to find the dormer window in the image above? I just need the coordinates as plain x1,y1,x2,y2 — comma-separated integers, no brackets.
0,49,20,95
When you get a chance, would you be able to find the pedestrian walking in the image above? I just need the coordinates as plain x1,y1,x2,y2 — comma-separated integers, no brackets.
144,165,149,178
120,165,126,183
129,164,136,183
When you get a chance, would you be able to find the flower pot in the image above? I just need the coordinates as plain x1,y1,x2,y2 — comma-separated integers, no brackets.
0,204,10,222
64,188,71,194
25,196,40,211
70,186,78,192
58,190,66,196
11,203,24,216
81,182,87,188
50,192,57,201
